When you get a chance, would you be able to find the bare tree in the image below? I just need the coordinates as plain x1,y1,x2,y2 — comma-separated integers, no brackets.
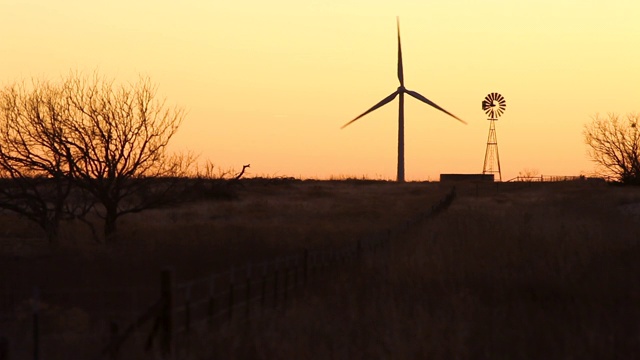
0,73,188,241
584,113,640,185
0,80,92,242
517,168,540,180
55,73,187,238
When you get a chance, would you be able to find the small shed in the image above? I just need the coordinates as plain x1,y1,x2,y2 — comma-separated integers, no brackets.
439,174,495,182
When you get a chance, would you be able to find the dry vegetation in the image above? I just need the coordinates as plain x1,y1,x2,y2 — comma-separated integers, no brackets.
2,179,640,359
208,181,640,359
1,179,447,287
0,179,447,358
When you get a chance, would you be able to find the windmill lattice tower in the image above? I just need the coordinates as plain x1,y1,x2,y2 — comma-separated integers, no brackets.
481,93,506,181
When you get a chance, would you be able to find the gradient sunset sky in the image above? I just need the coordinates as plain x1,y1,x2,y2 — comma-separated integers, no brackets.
2,1,639,180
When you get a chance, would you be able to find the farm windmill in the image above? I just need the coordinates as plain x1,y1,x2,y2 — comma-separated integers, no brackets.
481,92,506,181
341,17,467,182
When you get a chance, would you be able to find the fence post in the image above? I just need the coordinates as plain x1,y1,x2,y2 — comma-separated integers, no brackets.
108,321,119,359
0,336,7,360
245,263,252,320
228,267,235,323
261,263,267,312
283,260,289,310
208,276,216,329
293,257,299,290
160,269,175,358
32,286,39,360
303,249,309,285
184,285,191,334
273,263,279,309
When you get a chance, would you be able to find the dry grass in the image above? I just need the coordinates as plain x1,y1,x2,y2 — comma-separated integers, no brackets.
0,180,446,286
3,179,640,359
208,181,640,359
0,179,447,359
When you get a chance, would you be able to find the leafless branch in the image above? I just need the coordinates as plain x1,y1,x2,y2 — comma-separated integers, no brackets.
584,113,640,184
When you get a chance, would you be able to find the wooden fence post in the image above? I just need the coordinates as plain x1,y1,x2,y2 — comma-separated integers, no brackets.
160,269,174,358
184,285,191,334
108,321,119,359
32,286,39,360
245,263,252,319
228,267,235,323
283,261,289,310
261,263,267,312
273,264,279,309
208,276,216,329
303,249,309,285
0,336,7,360
293,257,299,290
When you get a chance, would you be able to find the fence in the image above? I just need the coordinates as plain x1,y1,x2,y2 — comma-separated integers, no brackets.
506,175,583,182
0,285,156,360
125,187,456,358
1,187,457,360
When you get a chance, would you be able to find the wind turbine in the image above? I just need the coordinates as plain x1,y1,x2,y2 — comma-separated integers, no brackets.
341,17,467,182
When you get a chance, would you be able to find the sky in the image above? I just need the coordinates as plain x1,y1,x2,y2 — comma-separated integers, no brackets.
1,0,639,181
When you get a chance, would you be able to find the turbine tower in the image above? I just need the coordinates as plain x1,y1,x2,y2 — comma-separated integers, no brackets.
481,92,506,181
341,17,466,182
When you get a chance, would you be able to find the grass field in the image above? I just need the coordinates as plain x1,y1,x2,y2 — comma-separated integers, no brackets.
1,179,640,359
209,180,640,359
0,179,448,358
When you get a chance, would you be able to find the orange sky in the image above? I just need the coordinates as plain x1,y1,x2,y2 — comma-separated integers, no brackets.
1,1,639,180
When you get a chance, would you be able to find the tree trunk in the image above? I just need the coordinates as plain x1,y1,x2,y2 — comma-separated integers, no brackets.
104,205,118,240
43,220,60,244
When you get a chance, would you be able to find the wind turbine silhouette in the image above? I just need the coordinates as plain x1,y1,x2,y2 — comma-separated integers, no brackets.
341,17,467,182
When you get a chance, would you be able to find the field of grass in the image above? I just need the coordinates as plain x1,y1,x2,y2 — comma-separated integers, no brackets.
0,179,449,358
207,180,640,359
1,179,640,359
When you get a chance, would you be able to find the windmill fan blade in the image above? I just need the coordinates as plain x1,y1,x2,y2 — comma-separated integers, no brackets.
405,89,467,124
341,91,399,129
397,17,404,86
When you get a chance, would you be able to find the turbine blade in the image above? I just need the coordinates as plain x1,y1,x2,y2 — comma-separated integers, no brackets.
341,91,399,129
405,89,467,124
397,17,404,86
